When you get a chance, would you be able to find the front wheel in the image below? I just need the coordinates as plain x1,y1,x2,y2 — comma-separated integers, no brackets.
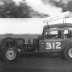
2,48,18,63
64,46,72,62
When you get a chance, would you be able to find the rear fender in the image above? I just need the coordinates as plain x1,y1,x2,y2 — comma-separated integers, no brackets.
61,39,72,52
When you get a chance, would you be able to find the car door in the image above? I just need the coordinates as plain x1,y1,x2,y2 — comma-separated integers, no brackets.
39,29,64,52
44,38,63,52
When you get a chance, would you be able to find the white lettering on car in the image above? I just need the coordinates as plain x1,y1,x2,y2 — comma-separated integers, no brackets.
46,42,61,49
56,42,61,49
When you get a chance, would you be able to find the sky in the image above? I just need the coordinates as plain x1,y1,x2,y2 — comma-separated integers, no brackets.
0,17,71,34
26,0,62,16
11,0,72,19
13,0,72,16
0,0,72,34
0,18,44,34
0,0,72,17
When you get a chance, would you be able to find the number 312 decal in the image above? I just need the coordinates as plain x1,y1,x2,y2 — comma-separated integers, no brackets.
46,42,61,49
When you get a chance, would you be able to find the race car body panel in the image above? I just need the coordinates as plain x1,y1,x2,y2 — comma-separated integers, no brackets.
39,39,63,52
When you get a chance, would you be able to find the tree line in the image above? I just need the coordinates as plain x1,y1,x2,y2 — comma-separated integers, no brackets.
0,2,31,18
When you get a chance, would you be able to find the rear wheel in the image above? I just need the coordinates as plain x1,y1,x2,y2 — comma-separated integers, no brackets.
64,46,72,62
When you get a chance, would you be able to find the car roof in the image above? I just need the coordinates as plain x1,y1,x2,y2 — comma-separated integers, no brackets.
44,23,72,29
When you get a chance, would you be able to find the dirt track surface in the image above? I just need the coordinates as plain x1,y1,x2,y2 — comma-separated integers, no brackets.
0,54,72,72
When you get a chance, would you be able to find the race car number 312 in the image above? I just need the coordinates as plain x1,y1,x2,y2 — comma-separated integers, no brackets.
46,42,61,49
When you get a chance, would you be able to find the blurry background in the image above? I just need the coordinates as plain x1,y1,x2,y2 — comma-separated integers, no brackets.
0,0,72,18
0,0,71,34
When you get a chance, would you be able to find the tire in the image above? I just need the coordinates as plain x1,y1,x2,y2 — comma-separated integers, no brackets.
64,46,72,62
2,47,18,63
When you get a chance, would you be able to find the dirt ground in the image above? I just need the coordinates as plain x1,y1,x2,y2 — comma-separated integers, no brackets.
0,54,72,72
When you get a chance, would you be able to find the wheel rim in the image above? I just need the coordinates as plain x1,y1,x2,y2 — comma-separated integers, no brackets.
68,48,72,58
5,49,16,60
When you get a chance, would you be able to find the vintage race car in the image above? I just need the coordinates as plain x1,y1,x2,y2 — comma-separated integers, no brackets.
0,23,72,62
39,23,72,61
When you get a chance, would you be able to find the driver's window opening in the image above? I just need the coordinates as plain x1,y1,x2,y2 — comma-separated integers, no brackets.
45,30,61,39
63,29,72,38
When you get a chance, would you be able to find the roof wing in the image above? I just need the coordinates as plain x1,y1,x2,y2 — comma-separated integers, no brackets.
43,11,72,23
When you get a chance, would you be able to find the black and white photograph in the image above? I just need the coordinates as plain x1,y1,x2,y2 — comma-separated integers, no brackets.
0,0,72,72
